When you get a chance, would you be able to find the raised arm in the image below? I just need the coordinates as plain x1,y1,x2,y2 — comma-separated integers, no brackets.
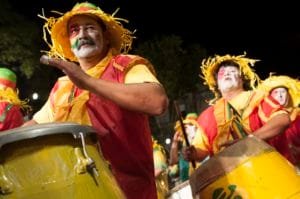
41,56,169,116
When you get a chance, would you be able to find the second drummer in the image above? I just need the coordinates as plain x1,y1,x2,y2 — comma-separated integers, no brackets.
183,54,290,162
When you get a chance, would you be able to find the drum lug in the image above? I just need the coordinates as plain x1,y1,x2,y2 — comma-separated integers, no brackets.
0,165,13,195
78,132,100,185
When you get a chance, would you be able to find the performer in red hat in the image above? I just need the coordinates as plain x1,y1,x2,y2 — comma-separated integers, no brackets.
0,67,27,131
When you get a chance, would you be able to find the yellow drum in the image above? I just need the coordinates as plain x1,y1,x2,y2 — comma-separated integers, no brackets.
189,136,300,199
0,122,125,199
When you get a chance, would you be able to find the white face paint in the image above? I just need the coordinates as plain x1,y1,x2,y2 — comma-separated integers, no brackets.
185,124,197,143
217,66,243,93
68,15,106,59
270,87,289,106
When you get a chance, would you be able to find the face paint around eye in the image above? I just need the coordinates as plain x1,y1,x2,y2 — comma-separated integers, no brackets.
217,66,243,93
217,67,225,80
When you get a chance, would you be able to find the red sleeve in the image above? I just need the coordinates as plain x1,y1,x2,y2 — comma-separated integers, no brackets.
197,106,218,149
0,102,24,132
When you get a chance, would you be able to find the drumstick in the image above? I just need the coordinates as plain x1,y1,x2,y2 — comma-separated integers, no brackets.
174,101,196,169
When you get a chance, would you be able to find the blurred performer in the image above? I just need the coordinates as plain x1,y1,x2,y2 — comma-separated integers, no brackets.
169,113,200,183
153,137,169,199
259,75,300,166
0,67,27,131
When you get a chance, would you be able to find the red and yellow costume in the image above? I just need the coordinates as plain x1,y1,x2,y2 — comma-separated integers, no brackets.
34,3,160,199
193,90,286,154
193,54,286,155
0,68,26,131
258,75,300,165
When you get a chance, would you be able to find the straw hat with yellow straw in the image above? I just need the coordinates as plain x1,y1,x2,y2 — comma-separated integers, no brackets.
200,53,260,103
39,2,134,62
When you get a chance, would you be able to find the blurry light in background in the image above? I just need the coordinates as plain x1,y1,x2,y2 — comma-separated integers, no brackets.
165,138,171,145
32,92,39,100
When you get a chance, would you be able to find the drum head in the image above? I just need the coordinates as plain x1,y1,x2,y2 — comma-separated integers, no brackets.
189,136,273,195
0,122,97,149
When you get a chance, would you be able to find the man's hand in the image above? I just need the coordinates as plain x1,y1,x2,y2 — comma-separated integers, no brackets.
172,130,182,143
40,55,92,89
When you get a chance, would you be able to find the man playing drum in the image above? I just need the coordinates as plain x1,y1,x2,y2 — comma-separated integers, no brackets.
183,54,290,162
24,2,168,199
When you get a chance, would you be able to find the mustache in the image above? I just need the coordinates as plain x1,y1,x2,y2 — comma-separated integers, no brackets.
76,38,95,50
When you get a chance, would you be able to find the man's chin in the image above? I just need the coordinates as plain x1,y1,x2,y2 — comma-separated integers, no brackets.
219,85,238,93
73,49,99,58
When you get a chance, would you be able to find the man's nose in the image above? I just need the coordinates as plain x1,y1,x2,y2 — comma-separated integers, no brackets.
279,92,283,97
224,70,231,76
78,27,88,38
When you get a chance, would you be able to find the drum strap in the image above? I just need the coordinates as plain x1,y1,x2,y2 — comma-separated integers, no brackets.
0,104,13,122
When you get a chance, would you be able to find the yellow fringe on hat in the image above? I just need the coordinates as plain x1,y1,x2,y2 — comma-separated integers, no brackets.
0,88,31,111
200,53,260,103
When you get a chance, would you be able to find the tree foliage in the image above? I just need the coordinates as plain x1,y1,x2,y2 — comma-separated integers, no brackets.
0,0,41,78
0,0,62,115
133,35,211,142
133,34,207,101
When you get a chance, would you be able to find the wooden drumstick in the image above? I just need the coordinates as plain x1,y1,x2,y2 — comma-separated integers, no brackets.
174,100,196,169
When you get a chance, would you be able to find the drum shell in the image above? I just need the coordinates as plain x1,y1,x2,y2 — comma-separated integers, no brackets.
190,136,300,198
0,124,125,199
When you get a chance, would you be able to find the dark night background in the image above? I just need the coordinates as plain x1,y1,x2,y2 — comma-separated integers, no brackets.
4,0,300,129
9,0,300,79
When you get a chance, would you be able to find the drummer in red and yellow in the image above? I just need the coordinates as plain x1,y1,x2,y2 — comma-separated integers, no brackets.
183,54,290,162
23,2,168,199
258,75,300,167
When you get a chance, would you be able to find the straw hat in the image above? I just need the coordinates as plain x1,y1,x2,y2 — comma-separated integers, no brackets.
258,75,300,107
40,2,133,61
200,53,260,100
0,68,17,89
174,113,198,132
0,68,30,109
